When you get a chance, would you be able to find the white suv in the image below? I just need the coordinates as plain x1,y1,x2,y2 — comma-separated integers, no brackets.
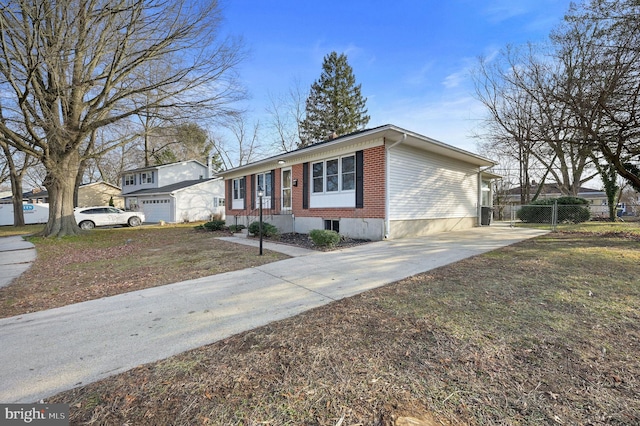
74,207,145,230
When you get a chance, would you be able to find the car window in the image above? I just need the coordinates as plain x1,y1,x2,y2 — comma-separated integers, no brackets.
107,207,121,213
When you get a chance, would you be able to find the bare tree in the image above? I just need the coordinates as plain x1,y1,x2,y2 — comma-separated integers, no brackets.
0,0,245,236
212,114,262,170
553,0,640,193
265,79,307,153
473,44,597,203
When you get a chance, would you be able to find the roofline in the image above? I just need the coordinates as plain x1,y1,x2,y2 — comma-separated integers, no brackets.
120,159,208,176
122,177,221,196
218,124,495,177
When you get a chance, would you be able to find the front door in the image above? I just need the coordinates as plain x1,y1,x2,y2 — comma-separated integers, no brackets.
281,168,292,211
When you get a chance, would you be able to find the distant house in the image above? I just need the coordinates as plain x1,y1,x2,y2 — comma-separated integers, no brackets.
218,124,498,240
0,182,124,208
121,160,225,223
77,182,124,208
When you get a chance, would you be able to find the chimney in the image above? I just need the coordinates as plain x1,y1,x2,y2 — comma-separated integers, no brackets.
328,131,338,140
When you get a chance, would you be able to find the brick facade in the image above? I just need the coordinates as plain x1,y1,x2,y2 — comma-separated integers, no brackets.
226,145,386,220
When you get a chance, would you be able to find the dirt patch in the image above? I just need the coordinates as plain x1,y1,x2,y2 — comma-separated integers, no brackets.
270,232,372,251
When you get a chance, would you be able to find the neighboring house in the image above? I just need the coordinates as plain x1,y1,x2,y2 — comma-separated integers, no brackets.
218,124,497,241
121,160,225,223
0,182,123,207
77,182,124,208
503,184,608,217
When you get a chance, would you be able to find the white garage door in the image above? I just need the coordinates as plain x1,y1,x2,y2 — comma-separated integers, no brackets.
141,199,172,223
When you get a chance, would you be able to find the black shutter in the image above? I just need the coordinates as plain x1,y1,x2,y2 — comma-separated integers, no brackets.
270,170,276,207
302,162,309,209
356,150,364,208
242,176,247,210
227,180,232,208
250,174,255,210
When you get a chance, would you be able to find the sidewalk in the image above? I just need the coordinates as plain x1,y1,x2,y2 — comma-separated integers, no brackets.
0,236,36,289
0,225,548,403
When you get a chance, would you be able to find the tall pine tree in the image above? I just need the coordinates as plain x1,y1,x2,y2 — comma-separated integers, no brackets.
299,52,370,147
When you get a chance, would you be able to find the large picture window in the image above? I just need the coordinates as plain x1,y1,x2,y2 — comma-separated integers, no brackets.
311,155,356,193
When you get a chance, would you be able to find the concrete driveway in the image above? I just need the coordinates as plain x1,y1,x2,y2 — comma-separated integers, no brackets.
0,224,548,403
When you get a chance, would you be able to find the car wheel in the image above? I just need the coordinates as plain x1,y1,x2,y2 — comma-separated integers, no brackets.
128,216,142,227
79,220,95,230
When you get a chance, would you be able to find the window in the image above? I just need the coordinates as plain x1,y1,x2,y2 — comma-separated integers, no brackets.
213,197,225,208
124,174,135,186
341,156,355,190
141,171,154,184
324,219,339,233
312,162,324,193
233,178,245,200
256,172,273,196
312,155,356,193
326,159,339,192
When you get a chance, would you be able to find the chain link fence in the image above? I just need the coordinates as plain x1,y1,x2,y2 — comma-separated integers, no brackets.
495,202,640,231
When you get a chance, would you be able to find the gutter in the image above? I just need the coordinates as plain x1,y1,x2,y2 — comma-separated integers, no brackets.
385,133,407,239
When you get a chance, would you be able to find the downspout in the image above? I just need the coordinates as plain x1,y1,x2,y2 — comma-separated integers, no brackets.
170,192,177,223
385,133,407,239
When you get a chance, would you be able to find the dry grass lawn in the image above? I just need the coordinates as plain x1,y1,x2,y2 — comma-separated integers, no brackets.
2,222,639,424
0,225,288,318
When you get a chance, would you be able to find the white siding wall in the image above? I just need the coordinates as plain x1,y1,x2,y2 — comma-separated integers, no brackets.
157,162,208,188
389,145,479,220
175,179,225,222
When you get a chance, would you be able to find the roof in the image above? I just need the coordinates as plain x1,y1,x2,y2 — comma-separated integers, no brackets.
123,178,219,196
1,181,122,201
217,124,495,178
122,159,208,175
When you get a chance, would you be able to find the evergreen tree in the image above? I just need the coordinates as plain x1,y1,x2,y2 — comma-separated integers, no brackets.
299,52,370,147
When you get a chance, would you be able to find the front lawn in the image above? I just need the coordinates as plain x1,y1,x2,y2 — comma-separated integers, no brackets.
45,227,640,425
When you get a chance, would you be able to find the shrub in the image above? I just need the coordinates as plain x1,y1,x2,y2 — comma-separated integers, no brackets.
248,221,278,238
517,196,591,223
195,220,226,231
309,229,341,248
228,224,246,233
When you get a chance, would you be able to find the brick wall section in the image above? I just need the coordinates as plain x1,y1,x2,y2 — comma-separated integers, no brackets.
226,145,387,219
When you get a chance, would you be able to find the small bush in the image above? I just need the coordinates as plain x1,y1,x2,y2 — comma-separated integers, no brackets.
248,221,278,238
228,224,246,233
195,220,226,231
517,196,591,223
309,229,341,248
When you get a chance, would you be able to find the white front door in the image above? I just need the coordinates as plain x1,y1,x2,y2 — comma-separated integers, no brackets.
281,168,292,211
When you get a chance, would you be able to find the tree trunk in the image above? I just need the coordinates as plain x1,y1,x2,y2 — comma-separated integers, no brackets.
39,151,83,237
10,174,25,227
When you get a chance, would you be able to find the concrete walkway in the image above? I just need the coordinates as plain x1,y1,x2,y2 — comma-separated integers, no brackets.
0,224,548,403
0,236,36,289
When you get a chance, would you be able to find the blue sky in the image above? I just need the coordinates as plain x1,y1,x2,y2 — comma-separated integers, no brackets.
220,0,573,154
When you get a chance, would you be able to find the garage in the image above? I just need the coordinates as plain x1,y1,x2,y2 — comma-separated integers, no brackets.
141,198,172,223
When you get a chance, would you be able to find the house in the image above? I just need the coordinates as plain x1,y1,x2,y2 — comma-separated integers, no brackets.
503,184,608,217
0,182,123,208
77,182,124,208
218,124,497,240
121,160,225,223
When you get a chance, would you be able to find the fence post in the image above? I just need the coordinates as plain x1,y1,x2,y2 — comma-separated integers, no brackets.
552,200,558,231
